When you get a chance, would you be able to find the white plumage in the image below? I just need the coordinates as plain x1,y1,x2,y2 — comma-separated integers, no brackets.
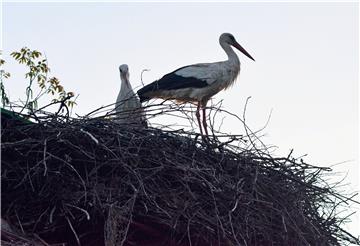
115,64,145,125
137,33,254,136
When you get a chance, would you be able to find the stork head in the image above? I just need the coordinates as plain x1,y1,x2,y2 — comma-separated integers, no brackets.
119,64,130,83
220,33,255,61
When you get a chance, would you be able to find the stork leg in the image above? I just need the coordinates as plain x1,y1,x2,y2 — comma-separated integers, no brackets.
202,107,209,136
196,103,204,136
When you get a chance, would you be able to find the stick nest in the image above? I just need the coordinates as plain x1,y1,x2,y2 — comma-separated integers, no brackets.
1,105,359,246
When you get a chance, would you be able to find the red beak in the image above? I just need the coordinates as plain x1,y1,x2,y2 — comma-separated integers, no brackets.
233,42,255,61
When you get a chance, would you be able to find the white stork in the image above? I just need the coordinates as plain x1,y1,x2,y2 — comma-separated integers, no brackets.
115,64,145,125
137,33,254,136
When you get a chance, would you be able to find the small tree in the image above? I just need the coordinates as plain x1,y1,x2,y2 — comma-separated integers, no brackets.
0,47,76,115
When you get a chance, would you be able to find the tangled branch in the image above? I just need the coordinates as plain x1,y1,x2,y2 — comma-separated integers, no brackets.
1,101,359,245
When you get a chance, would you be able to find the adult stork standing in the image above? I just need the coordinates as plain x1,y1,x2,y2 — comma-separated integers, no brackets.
137,33,254,136
115,64,146,125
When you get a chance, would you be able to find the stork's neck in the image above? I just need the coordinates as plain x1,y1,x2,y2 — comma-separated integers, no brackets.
120,74,130,89
220,42,240,65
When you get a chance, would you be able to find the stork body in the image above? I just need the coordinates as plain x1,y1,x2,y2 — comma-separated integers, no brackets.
137,33,254,136
115,64,145,125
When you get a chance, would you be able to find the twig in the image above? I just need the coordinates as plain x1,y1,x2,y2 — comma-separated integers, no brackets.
65,216,81,246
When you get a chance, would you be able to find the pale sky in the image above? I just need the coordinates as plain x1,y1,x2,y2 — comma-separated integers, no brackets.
1,1,359,237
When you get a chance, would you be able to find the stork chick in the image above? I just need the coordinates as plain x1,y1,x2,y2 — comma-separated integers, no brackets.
137,33,254,136
115,64,145,125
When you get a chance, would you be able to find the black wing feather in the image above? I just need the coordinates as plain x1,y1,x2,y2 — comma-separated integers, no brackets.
137,65,208,102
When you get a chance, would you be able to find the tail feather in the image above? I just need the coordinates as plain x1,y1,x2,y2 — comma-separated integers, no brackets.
138,94,150,103
137,83,157,103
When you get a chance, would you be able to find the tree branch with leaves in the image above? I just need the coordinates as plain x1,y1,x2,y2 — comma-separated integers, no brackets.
0,53,11,107
0,47,77,115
